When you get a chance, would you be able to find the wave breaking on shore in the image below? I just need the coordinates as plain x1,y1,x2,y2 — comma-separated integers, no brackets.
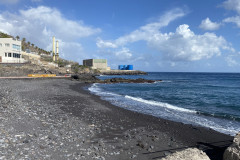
89,83,240,136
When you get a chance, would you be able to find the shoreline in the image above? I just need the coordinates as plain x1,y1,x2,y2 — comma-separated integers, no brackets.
70,82,233,160
0,79,233,160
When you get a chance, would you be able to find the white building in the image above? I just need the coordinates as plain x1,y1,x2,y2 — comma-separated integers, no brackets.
0,38,25,63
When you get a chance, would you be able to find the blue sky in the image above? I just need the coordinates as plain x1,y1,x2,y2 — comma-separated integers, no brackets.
0,0,240,72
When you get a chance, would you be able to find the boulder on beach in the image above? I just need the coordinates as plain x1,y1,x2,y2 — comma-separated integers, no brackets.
223,132,240,160
160,148,210,160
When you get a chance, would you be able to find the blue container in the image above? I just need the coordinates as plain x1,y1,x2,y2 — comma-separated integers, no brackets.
118,65,133,70
127,65,133,70
118,65,124,70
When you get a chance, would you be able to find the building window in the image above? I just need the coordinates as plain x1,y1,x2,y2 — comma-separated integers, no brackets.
5,43,10,47
5,53,7,57
8,53,11,57
0,43,2,47
12,44,20,51
12,53,20,58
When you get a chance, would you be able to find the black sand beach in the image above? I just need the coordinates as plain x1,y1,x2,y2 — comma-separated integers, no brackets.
0,79,233,160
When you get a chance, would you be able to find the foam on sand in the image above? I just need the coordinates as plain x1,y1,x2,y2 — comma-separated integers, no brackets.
125,95,196,113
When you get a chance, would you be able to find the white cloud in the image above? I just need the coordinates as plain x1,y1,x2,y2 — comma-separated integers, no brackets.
97,8,186,48
223,16,240,27
114,48,132,60
148,24,233,61
199,18,221,30
0,6,101,62
18,6,101,40
0,0,19,4
96,38,117,48
221,0,240,14
97,10,234,62
225,55,239,66
221,0,240,28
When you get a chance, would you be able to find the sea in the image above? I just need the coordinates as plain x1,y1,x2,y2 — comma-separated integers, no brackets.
88,72,240,136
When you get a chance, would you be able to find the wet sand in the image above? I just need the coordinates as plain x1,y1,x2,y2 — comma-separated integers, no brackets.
0,79,233,160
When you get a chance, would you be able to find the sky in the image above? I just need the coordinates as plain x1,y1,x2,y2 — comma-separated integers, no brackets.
0,0,240,72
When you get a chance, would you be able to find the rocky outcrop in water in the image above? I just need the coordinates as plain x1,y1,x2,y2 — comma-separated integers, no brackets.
160,148,210,160
223,132,240,160
71,75,162,84
99,78,161,84
100,70,147,75
71,74,99,82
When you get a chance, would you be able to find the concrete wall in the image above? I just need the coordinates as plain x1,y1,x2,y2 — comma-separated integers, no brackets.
0,38,26,63
83,59,93,67
83,59,110,70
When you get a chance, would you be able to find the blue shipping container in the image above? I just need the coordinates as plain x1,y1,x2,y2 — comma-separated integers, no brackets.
118,65,133,70
118,65,124,70
127,65,133,70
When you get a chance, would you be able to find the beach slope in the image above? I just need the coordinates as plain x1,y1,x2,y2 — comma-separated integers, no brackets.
0,79,233,160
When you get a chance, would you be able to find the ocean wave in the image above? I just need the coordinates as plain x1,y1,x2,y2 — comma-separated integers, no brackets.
88,83,120,97
199,111,240,122
125,95,196,113
161,80,172,83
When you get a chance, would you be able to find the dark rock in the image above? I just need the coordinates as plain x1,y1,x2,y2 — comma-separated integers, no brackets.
136,141,145,149
71,74,99,82
100,78,162,84
101,70,147,75
23,139,30,143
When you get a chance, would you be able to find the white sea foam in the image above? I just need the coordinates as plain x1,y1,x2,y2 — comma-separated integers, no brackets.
162,80,172,83
88,83,120,97
88,83,100,93
88,84,239,135
125,95,196,113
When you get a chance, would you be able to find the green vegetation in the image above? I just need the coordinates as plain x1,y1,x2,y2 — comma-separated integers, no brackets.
70,63,101,74
21,36,51,55
40,55,53,63
57,58,72,67
0,32,12,38
0,31,99,74
0,31,51,55
71,63,82,73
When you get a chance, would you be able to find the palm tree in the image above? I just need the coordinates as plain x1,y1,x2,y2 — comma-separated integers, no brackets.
16,35,20,40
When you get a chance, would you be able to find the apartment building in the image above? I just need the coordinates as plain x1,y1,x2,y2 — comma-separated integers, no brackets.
0,38,25,63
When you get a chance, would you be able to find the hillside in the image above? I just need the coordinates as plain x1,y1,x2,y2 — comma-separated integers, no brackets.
0,32,50,55
0,31,99,76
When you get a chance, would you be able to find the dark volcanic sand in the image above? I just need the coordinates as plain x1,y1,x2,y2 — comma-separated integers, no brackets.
66,81,233,160
0,79,233,160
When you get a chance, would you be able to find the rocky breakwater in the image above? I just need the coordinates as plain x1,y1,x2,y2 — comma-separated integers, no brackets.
71,74,162,84
160,148,210,160
100,70,147,75
98,78,161,84
223,132,240,160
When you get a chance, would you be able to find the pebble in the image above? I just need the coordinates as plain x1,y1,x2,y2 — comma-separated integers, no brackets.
0,79,185,160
